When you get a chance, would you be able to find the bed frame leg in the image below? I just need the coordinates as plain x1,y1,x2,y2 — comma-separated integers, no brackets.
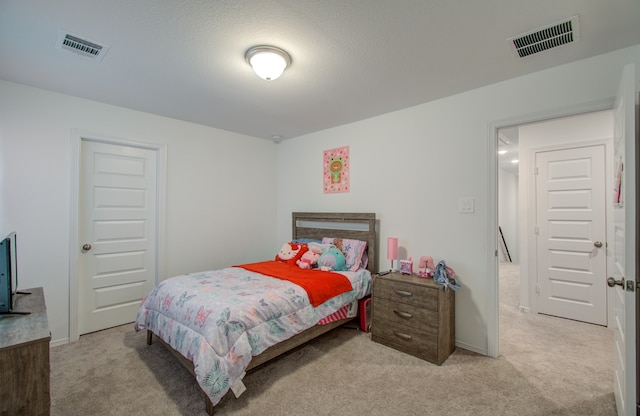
204,394,215,415
146,330,153,345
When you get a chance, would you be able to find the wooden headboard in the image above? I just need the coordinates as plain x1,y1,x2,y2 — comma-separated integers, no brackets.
291,212,377,274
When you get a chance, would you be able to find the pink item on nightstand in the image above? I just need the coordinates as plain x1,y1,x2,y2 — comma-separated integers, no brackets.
417,256,435,278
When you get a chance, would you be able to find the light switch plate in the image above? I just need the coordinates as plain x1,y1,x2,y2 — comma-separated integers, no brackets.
458,197,475,214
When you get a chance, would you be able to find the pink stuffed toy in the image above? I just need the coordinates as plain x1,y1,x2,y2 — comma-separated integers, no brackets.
417,256,436,278
296,246,321,269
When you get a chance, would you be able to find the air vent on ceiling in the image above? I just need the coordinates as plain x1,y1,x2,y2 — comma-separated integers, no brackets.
508,15,579,58
56,30,110,61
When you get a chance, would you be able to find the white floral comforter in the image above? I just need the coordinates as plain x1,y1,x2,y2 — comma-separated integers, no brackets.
134,265,371,407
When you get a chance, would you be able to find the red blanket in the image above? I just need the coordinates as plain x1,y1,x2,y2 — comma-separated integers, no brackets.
234,261,353,307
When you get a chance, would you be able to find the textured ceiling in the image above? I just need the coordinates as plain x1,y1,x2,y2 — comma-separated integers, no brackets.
1,0,639,140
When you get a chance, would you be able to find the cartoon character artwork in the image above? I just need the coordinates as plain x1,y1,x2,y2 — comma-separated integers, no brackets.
330,157,343,183
323,146,350,194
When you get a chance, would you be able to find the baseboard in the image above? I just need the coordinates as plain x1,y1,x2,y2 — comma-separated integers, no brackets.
50,337,70,348
455,340,488,357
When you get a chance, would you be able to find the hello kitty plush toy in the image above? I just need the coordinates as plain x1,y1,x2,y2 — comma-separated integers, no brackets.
275,242,307,265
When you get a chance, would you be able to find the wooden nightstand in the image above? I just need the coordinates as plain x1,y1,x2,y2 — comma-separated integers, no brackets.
371,272,455,365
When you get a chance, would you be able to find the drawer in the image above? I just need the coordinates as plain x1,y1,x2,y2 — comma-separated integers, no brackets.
373,297,438,334
373,277,438,310
371,318,438,363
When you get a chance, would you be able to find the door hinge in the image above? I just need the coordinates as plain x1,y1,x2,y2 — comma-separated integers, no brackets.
534,167,539,175
534,225,539,235
536,284,540,294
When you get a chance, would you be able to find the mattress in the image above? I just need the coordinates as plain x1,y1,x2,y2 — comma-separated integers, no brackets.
134,264,371,406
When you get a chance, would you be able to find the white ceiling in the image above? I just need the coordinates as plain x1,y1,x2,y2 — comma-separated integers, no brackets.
1,1,639,141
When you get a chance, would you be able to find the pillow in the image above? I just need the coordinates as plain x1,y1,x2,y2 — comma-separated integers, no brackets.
275,242,308,265
308,242,334,253
291,238,322,244
321,237,368,271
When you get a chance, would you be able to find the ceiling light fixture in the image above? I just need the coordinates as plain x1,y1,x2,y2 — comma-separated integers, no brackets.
245,45,291,81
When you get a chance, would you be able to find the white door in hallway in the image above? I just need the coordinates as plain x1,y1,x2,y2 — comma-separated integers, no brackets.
611,64,636,416
78,140,158,335
535,144,607,325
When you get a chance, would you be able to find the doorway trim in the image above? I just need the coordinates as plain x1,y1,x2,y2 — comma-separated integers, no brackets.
486,98,614,358
69,130,167,342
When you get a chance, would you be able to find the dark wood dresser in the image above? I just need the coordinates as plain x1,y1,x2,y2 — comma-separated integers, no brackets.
0,287,51,416
371,272,455,365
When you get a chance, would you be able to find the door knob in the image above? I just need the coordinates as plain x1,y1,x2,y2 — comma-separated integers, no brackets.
82,243,92,251
594,241,603,248
607,277,625,288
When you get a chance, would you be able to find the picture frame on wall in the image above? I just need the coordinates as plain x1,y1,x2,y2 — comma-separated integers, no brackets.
323,146,350,194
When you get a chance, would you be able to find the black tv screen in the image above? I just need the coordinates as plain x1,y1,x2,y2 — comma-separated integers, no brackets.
0,232,17,313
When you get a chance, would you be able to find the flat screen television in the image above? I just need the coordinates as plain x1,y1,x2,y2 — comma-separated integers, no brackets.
0,232,30,315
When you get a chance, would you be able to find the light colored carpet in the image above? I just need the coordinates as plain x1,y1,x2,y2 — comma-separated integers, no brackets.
50,263,616,415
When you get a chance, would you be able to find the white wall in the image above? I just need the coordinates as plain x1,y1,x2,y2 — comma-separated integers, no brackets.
0,81,278,344
2,44,637,352
517,110,614,315
276,45,640,354
498,168,519,263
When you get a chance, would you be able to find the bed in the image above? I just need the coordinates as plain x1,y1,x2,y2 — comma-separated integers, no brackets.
135,212,377,415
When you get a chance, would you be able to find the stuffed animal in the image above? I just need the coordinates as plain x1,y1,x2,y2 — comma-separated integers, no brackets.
417,256,436,278
433,260,460,291
317,247,346,271
297,246,321,269
275,242,307,265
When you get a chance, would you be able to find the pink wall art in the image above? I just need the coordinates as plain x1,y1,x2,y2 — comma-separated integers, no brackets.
323,146,350,194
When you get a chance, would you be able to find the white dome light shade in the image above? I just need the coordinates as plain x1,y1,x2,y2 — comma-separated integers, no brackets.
245,46,291,81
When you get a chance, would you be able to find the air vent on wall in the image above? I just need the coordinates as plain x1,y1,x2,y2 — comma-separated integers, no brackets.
56,30,110,61
508,15,579,58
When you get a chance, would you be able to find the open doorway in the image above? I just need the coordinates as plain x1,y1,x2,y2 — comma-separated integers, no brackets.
497,110,614,325
497,127,519,266
497,126,520,315
496,111,616,410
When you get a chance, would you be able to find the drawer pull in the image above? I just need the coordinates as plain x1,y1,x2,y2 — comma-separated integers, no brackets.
394,290,413,297
393,331,412,341
393,310,413,319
